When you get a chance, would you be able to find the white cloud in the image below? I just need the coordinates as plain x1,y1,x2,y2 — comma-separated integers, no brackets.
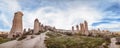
22,5,103,30
0,0,21,31
0,13,10,27
94,22,120,31
1,0,21,12
0,0,120,32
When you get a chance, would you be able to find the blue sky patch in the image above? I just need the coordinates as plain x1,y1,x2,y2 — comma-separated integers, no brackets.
0,0,120,31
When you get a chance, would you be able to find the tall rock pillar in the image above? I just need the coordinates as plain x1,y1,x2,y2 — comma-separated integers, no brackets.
84,20,89,36
80,23,84,32
34,18,40,34
72,26,74,32
76,25,79,32
84,20,88,32
39,22,43,32
8,11,23,38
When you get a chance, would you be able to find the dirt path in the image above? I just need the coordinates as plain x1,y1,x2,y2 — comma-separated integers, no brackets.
33,32,47,48
0,32,47,48
0,40,18,48
109,38,120,48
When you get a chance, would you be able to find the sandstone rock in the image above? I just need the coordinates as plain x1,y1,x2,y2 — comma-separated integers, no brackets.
76,25,79,32
84,20,88,32
80,23,84,32
8,11,23,38
34,18,40,34
84,20,90,36
72,26,74,32
39,22,42,32
23,29,26,32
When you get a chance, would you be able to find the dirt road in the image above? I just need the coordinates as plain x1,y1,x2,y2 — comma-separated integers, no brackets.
0,32,47,48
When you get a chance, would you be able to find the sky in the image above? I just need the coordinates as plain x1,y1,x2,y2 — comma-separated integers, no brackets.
0,0,120,32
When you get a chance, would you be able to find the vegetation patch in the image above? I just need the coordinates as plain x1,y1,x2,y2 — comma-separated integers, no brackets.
46,32,62,38
45,32,107,48
0,37,11,44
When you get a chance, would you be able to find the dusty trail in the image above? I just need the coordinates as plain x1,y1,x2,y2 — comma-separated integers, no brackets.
109,38,120,48
0,32,47,48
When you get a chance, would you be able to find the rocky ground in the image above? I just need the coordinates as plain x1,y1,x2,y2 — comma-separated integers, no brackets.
0,32,47,48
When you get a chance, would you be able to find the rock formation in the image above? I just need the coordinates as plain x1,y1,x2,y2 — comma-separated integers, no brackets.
71,20,89,35
8,11,23,38
40,24,45,32
27,28,34,34
76,25,79,32
39,22,42,32
28,28,31,32
44,25,56,31
23,29,26,33
72,26,74,31
80,23,84,32
84,20,89,36
34,18,40,34
84,20,88,32
98,28,100,32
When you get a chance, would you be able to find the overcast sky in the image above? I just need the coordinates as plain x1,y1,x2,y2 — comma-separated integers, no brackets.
0,0,120,32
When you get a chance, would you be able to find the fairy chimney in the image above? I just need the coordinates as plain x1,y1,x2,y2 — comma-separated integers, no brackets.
76,25,79,32
39,22,43,32
72,26,74,31
34,18,40,34
84,20,88,32
98,28,100,32
80,23,84,32
23,29,26,32
8,11,23,38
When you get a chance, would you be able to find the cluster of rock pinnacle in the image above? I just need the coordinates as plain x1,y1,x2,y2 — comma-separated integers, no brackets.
7,11,111,38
